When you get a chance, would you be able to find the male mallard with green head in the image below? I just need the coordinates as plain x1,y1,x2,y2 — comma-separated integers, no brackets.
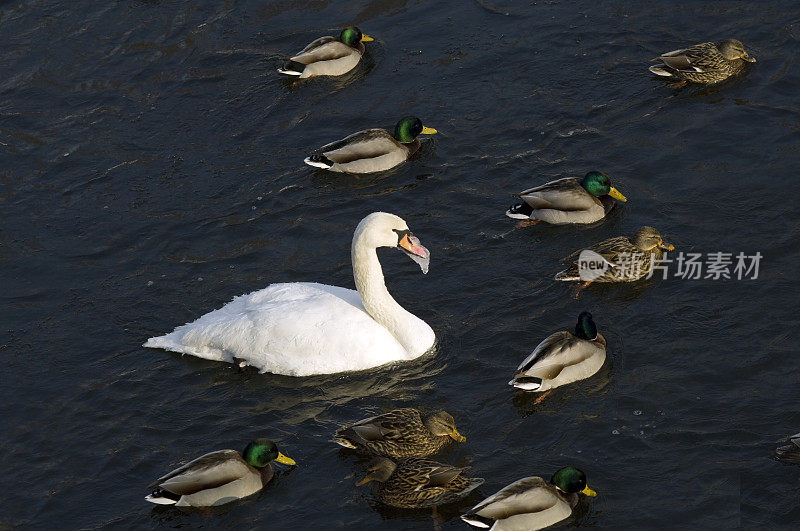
334,408,466,458
649,39,755,86
506,171,627,226
461,466,597,530
304,116,437,173
357,457,484,509
278,27,374,78
145,439,296,507
510,312,606,395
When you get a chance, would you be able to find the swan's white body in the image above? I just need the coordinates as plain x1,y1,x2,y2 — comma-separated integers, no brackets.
144,213,435,376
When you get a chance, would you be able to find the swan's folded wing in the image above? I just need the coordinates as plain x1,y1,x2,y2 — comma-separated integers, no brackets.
519,178,596,211
316,129,401,164
144,282,410,376
149,450,248,495
290,37,353,63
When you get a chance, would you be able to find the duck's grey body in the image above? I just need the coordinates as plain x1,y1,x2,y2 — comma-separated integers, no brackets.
283,36,365,78
510,331,606,392
649,39,754,84
307,129,419,173
462,476,577,531
374,457,484,509
333,408,459,458
555,226,673,283
146,450,271,507
516,178,615,225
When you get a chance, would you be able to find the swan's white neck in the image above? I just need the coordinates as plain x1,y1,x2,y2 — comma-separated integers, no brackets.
351,234,434,357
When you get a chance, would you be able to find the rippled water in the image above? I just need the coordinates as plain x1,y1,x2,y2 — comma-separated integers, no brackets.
3,0,800,528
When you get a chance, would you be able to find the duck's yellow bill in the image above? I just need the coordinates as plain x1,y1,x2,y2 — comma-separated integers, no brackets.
608,187,627,202
658,240,675,251
356,476,372,486
361,35,374,42
581,485,597,497
275,452,296,466
449,429,466,443
421,126,437,135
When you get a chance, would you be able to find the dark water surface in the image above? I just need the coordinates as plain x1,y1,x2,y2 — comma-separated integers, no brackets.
3,0,800,528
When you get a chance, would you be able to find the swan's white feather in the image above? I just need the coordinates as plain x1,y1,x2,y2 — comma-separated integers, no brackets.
144,282,413,376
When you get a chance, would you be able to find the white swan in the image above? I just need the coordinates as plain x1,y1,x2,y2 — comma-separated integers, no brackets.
144,212,436,376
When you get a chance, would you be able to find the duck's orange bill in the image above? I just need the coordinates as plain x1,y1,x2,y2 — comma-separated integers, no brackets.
449,429,466,442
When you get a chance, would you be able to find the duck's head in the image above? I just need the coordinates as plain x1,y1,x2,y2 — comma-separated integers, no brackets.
719,39,755,63
393,116,437,143
242,439,296,468
354,212,431,273
357,457,396,485
574,311,598,340
551,466,597,497
339,26,373,47
631,226,674,252
426,411,466,442
581,171,627,202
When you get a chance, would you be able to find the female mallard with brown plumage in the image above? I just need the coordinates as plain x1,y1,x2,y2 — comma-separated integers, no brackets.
509,312,606,397
304,116,437,173
775,432,800,465
506,171,627,226
278,27,373,78
145,439,296,507
357,457,484,509
555,226,675,295
461,466,596,530
333,408,465,458
649,39,755,86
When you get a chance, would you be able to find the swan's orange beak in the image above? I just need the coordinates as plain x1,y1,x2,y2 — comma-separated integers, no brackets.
398,233,426,258
397,231,430,274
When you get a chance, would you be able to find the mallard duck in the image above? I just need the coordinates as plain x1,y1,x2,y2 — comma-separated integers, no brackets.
509,312,606,393
278,27,374,78
775,432,800,465
461,466,596,530
555,226,675,290
649,39,755,85
333,408,465,458
304,116,437,173
145,439,296,507
358,457,484,509
506,171,627,226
